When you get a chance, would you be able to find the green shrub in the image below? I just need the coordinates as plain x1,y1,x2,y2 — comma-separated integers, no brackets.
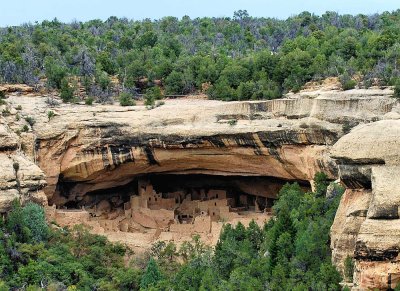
164,71,185,95
119,92,135,106
24,116,35,127
228,119,237,126
44,57,67,89
340,74,357,90
144,87,164,107
95,69,111,90
22,125,29,132
144,94,155,107
237,81,254,100
314,172,329,197
0,91,5,99
206,80,238,101
344,256,354,281
60,78,74,102
342,79,357,90
16,105,22,110
112,268,142,290
0,281,9,291
47,110,55,121
2,108,10,117
147,86,163,100
85,96,94,105
5,201,42,243
394,80,400,99
82,76,93,95
21,203,49,243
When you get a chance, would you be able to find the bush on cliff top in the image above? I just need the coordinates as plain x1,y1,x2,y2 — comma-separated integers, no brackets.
394,80,400,99
119,92,136,106
2,11,400,99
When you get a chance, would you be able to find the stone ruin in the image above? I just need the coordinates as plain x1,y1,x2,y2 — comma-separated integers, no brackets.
47,175,280,251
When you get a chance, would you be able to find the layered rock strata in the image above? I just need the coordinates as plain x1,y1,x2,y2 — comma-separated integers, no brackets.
3,88,393,206
0,119,46,212
331,120,400,290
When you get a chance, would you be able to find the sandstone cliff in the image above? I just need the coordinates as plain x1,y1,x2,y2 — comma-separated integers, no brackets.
0,118,46,212
2,87,393,207
331,119,400,289
0,85,399,289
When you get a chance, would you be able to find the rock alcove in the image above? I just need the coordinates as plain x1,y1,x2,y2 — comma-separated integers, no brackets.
52,172,311,229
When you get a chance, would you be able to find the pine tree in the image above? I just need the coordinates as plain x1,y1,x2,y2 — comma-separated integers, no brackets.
60,78,74,103
140,257,162,289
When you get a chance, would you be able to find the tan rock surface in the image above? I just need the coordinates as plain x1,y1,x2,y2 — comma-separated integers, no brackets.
0,84,34,93
0,115,47,212
0,123,18,150
2,88,393,205
0,190,20,212
368,166,400,218
0,153,47,212
331,120,400,165
355,261,400,290
331,189,371,272
331,117,400,289
356,219,400,257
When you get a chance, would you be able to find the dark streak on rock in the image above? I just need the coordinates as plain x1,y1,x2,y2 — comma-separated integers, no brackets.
144,147,159,166
355,241,400,261
0,145,18,151
109,145,135,166
337,164,373,189
101,146,112,170
207,136,226,148
268,147,283,163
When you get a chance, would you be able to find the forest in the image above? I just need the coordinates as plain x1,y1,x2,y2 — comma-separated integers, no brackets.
0,173,346,290
1,10,400,103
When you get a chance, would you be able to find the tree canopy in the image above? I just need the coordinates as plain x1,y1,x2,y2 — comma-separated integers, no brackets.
1,10,400,101
0,173,345,290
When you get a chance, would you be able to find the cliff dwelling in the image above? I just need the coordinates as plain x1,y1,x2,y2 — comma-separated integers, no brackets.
47,173,310,251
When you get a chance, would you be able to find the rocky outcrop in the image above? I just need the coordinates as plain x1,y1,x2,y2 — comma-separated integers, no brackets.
2,88,393,206
0,118,47,212
0,84,34,94
330,188,371,273
331,119,400,290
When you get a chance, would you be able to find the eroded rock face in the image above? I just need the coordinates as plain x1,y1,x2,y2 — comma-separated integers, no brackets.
331,119,400,290
330,189,371,273
2,88,384,206
25,100,340,205
0,118,47,212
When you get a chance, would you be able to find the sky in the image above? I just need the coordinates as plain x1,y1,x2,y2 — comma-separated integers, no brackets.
0,0,399,26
